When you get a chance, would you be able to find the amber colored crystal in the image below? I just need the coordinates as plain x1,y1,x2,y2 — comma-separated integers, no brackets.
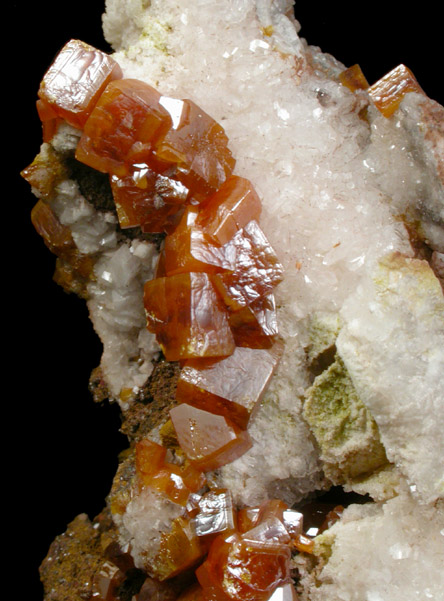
36,99,63,142
154,516,205,581
31,199,75,255
213,220,284,310
195,176,262,245
75,79,173,176
191,489,237,539
38,39,122,130
143,273,235,361
228,293,279,348
338,64,369,92
196,533,291,601
169,403,253,471
292,534,315,554
152,97,235,201
368,64,425,118
176,343,283,429
110,164,187,233
164,206,231,276
91,560,126,601
237,507,260,534
135,438,205,505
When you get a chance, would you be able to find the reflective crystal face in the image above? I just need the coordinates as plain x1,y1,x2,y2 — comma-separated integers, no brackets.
143,272,235,361
38,39,123,129
169,403,252,471
176,343,283,429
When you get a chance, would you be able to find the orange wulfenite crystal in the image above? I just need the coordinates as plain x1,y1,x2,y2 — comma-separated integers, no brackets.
31,200,74,254
38,39,122,129
368,64,425,118
75,79,173,176
154,516,205,581
176,343,283,429
338,64,369,92
213,220,284,310
110,163,187,233
196,532,291,601
152,97,236,201
135,439,205,506
169,403,252,471
143,272,235,361
195,175,262,245
164,206,231,276
228,293,279,348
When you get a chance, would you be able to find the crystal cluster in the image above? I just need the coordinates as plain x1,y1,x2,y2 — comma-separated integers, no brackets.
21,4,444,601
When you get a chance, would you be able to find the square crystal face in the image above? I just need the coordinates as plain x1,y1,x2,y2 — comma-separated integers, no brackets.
38,39,122,128
143,272,235,361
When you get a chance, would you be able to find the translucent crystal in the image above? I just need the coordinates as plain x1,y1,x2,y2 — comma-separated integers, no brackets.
152,97,236,201
213,220,284,310
154,516,205,580
38,39,122,129
110,163,187,233
196,533,291,601
242,516,291,546
228,293,279,348
169,403,253,471
135,438,205,506
368,64,425,118
164,206,232,275
338,64,369,92
143,272,235,361
75,79,173,176
91,560,125,601
195,175,262,245
176,343,284,429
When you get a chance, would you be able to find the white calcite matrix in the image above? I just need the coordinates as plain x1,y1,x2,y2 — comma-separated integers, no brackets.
29,1,444,599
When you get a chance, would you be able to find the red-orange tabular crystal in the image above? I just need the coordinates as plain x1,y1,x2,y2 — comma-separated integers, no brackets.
31,199,75,255
338,64,369,92
368,64,425,118
164,206,232,276
135,439,205,506
110,164,187,232
196,533,291,601
155,516,205,581
176,343,283,429
196,176,262,245
169,403,252,472
228,293,279,348
152,97,235,201
213,220,284,310
75,79,173,176
91,560,126,601
38,39,122,129
143,273,235,361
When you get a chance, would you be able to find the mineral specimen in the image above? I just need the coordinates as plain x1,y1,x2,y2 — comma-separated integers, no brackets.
21,1,444,600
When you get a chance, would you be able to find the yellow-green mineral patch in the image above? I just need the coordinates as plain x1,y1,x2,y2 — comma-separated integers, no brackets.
303,354,388,484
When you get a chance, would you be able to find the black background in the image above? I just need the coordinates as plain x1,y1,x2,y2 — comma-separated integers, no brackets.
10,2,442,598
